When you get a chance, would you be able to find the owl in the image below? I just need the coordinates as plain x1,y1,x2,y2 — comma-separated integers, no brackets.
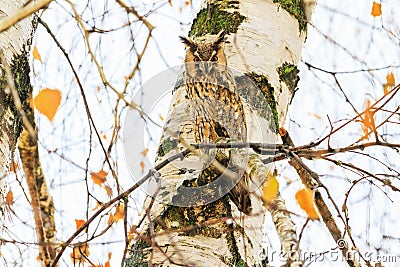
180,31,252,214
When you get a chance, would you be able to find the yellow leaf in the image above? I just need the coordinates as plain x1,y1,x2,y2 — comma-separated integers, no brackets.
75,219,85,230
33,46,42,62
91,170,108,185
33,88,62,121
371,2,382,17
386,72,395,86
159,114,165,121
295,188,319,220
113,204,124,223
262,176,279,204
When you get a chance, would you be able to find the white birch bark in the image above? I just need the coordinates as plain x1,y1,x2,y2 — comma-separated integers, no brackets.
130,0,310,266
0,0,34,252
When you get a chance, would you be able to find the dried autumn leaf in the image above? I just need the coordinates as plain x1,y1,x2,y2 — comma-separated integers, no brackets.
140,148,149,157
104,252,112,267
360,99,376,140
295,188,319,220
278,127,287,137
128,225,137,241
113,205,125,223
70,243,90,264
139,161,145,174
91,170,108,185
5,189,13,205
104,185,113,197
371,2,382,17
9,159,18,172
33,88,62,121
107,213,114,225
386,72,395,86
262,176,279,204
33,46,42,62
75,219,85,230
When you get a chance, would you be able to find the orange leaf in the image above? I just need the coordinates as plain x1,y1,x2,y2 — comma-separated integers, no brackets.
139,161,145,174
70,243,90,264
92,200,103,211
113,205,125,223
33,46,42,62
278,127,287,137
33,88,62,121
371,2,382,17
104,252,112,267
386,72,395,86
295,188,319,220
91,170,108,185
360,99,376,140
75,219,85,230
107,213,114,225
9,159,18,172
5,189,13,205
140,148,149,157
104,185,113,197
262,176,279,204
128,225,137,241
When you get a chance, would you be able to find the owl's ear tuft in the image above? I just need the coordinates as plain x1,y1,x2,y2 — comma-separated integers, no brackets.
180,36,196,50
214,30,226,47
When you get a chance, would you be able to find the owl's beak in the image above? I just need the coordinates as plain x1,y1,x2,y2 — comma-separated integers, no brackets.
198,61,209,73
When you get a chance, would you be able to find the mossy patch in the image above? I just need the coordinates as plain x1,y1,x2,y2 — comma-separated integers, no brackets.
277,62,299,103
189,3,245,37
124,236,150,267
273,0,307,33
236,73,279,131
156,137,178,157
0,49,33,144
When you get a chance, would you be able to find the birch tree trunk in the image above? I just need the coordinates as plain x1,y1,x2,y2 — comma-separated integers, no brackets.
0,0,35,236
127,0,312,266
0,1,56,266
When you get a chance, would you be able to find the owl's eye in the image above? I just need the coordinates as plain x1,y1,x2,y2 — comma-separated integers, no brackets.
193,57,200,62
211,55,218,61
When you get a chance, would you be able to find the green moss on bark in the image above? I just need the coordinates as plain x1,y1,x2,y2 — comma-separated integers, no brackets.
0,49,33,144
124,236,151,267
189,3,245,37
156,137,178,157
277,62,299,103
236,73,279,131
273,0,307,32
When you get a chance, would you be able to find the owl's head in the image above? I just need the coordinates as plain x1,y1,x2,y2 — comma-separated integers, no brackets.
180,31,227,78
180,30,226,64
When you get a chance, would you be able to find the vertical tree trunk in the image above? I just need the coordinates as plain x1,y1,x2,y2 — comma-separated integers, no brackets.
127,0,310,266
0,1,56,266
0,0,35,236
